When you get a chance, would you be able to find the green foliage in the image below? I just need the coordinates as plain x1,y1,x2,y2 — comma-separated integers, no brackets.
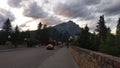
27,38,39,47
99,34,120,56
77,25,93,49
76,16,120,56
97,16,120,56
116,18,120,46
1,18,13,43
2,18,12,33
40,28,49,44
12,25,20,47
96,15,108,41
36,22,49,44
89,33,99,51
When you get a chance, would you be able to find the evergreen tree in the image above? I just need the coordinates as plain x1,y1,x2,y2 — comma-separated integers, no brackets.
115,18,120,56
43,24,47,29
116,18,120,45
2,18,13,42
78,25,91,49
89,32,99,51
96,15,108,41
2,18,12,32
36,22,49,44
100,29,118,56
42,24,49,43
36,22,43,43
41,27,49,44
25,30,31,47
13,25,20,48
38,22,42,30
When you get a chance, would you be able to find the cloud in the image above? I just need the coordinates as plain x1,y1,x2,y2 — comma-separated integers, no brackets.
41,15,62,25
54,2,90,18
8,0,48,19
103,3,120,15
19,19,34,27
95,0,120,16
0,8,15,22
83,0,101,5
0,8,15,28
53,0,101,20
23,1,48,19
8,0,23,8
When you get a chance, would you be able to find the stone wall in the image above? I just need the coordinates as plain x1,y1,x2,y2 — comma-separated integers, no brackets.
69,46,120,68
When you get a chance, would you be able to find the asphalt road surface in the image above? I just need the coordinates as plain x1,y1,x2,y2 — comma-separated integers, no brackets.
38,47,79,68
0,46,59,68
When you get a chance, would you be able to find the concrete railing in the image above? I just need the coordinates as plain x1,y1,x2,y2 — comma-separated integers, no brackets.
69,46,120,68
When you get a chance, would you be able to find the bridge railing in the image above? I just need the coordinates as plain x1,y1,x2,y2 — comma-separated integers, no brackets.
69,46,120,68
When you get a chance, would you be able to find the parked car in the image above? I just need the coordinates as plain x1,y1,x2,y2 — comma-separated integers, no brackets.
46,44,54,50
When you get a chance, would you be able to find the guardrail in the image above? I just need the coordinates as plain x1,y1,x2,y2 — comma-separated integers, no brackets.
69,46,120,68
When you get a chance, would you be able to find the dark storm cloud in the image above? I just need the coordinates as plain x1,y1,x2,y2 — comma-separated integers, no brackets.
23,1,48,19
8,0,23,8
0,8,15,28
0,8,15,22
41,15,62,25
54,2,91,19
83,0,101,5
96,0,120,16
8,0,48,19
54,0,101,20
103,4,120,15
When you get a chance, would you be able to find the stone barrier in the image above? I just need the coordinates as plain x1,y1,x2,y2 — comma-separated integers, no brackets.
69,46,120,68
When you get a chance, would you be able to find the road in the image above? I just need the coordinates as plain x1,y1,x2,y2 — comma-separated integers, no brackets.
0,46,59,68
38,47,79,68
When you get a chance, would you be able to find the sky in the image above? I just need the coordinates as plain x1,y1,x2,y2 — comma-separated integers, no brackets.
0,0,120,33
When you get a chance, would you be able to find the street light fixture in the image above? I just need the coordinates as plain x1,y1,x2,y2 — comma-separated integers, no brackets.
8,35,11,41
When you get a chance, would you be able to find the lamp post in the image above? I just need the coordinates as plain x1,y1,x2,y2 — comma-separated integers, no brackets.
24,38,27,46
8,35,11,41
69,36,72,41
68,36,73,46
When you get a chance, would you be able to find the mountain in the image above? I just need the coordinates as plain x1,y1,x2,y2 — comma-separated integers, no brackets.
54,21,81,36
47,21,81,42
29,20,81,42
47,27,63,41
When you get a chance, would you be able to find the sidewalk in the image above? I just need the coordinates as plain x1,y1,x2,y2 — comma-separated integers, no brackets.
38,47,79,68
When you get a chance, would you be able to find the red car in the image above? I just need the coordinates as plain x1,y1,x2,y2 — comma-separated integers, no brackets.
46,44,54,50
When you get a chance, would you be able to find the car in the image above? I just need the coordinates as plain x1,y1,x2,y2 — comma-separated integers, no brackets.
46,44,54,50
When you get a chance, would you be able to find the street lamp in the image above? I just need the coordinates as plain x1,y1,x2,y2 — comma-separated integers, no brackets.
8,35,11,41
24,38,27,46
68,36,73,42
24,38,27,41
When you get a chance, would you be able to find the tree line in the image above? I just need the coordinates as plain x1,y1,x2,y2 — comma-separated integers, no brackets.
0,18,49,48
75,15,120,56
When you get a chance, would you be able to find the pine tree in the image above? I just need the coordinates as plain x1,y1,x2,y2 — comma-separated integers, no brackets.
116,18,120,45
2,18,12,33
2,18,13,41
36,22,43,43
96,15,108,41
90,32,99,51
38,22,42,30
43,24,47,29
96,15,109,52
78,25,91,49
116,18,120,37
13,25,20,48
